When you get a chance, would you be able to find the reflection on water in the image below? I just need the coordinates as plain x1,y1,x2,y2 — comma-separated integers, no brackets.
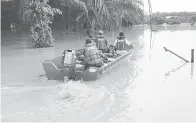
164,62,188,77
1,23,196,122
144,23,196,31
191,63,194,79
123,24,196,122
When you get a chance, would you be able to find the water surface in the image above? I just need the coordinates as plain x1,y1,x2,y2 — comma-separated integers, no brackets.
1,24,196,122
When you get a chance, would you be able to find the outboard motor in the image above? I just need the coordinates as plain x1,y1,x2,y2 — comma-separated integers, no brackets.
62,49,77,81
62,49,76,68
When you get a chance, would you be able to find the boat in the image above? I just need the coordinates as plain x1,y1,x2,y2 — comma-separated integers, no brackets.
42,45,133,81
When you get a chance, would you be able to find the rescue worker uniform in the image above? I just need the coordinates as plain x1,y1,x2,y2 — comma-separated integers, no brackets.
113,32,132,51
82,42,108,69
95,31,108,53
113,37,131,50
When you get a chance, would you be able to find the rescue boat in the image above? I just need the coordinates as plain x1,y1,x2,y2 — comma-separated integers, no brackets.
42,45,133,81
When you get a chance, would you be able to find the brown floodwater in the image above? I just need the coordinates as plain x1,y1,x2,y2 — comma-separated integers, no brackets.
1,24,196,122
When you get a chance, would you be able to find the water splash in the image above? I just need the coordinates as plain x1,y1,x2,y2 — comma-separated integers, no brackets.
58,80,92,100
58,80,106,107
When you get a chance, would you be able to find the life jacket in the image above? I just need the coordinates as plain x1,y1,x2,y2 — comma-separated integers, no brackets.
84,43,102,65
62,49,76,68
96,35,107,50
116,37,127,50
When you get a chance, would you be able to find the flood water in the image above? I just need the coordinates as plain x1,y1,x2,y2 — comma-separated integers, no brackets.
1,24,196,122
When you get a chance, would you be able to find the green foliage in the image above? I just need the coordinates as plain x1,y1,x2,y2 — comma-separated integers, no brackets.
23,0,62,48
166,16,181,25
190,15,196,26
152,14,165,25
2,0,144,32
57,0,144,31
1,0,144,48
148,12,196,25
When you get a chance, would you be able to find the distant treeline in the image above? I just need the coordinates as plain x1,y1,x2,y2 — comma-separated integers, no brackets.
1,0,144,31
144,11,196,25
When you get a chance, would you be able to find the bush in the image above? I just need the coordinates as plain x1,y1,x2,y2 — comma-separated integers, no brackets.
25,0,62,48
153,16,165,25
166,17,181,25
190,15,196,26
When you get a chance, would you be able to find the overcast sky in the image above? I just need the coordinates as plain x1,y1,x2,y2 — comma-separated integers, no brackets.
144,0,196,13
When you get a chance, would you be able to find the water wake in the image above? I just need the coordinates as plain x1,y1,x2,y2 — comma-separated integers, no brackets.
58,80,106,108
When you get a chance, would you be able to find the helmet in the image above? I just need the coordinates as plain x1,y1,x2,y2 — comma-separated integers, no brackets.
85,38,92,44
119,32,124,37
98,30,103,35
88,35,93,38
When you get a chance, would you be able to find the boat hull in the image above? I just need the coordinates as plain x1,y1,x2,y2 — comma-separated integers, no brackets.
43,48,133,81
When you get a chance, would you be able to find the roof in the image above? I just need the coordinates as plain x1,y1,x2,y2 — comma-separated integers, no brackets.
165,16,178,19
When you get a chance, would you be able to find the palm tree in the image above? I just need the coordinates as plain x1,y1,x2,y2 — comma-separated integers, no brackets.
2,0,144,32
58,0,144,31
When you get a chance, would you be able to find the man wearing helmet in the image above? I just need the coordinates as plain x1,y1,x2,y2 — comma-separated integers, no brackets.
94,30,108,53
113,32,132,53
77,39,108,69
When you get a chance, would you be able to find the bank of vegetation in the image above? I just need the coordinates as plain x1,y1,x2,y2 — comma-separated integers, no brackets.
144,12,196,25
1,0,144,48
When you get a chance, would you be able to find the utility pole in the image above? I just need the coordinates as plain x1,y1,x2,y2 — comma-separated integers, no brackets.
191,49,194,63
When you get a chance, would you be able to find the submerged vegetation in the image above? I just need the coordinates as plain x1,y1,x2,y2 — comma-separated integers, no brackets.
1,0,144,48
24,0,62,48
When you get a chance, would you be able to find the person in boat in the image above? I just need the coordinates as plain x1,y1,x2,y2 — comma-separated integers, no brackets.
76,35,95,60
88,35,94,39
80,38,108,69
88,35,96,44
113,32,132,53
94,30,108,53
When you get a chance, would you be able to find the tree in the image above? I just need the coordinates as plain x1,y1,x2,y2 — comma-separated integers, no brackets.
23,0,62,48
57,0,144,31
190,15,196,26
2,0,144,32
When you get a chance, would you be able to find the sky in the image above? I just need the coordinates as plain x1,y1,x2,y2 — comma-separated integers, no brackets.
144,0,196,13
